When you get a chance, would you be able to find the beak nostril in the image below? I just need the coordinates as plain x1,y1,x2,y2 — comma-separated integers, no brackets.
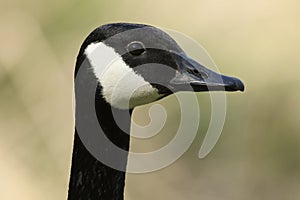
193,69,199,74
199,71,208,79
187,68,208,79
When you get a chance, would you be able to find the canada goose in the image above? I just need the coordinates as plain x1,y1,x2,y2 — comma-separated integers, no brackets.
68,23,244,200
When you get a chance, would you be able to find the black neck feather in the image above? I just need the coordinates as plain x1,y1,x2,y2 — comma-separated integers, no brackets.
68,95,132,200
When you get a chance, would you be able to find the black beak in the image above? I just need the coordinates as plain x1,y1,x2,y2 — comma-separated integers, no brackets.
169,52,244,92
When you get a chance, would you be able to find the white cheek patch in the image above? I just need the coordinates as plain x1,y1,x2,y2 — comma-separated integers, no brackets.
85,42,162,109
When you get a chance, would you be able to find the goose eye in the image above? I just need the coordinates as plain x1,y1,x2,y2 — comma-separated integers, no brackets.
127,41,146,55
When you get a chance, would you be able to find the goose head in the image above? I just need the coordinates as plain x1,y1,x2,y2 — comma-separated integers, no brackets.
76,23,244,110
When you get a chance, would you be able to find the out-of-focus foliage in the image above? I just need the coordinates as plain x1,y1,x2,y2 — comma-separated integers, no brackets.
0,0,300,199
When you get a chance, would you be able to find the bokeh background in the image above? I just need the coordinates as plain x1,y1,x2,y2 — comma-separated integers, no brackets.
1,0,300,199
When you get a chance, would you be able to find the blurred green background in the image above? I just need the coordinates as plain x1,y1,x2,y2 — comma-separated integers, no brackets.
1,0,300,199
